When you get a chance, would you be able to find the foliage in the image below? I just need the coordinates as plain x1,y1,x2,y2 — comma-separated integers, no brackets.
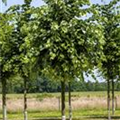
6,1,39,79
4,75,120,93
93,0,120,80
0,13,15,81
21,0,105,82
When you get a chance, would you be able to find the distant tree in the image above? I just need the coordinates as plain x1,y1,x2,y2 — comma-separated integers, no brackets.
28,76,61,93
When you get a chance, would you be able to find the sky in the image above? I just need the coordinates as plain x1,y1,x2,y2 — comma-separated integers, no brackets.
0,0,112,12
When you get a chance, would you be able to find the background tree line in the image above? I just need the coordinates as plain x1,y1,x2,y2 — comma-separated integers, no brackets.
1,75,120,93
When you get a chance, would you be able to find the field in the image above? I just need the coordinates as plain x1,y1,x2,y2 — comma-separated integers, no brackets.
0,92,120,120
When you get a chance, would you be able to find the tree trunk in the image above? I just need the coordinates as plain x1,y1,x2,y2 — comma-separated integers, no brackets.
61,81,66,120
24,78,27,120
68,82,72,120
107,79,111,120
112,79,115,115
2,80,7,120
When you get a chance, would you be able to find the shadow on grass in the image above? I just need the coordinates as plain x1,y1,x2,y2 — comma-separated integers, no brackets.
111,116,120,119
31,116,120,120
86,115,120,120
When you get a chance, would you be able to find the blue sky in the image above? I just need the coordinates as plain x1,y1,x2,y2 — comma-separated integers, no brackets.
1,0,112,12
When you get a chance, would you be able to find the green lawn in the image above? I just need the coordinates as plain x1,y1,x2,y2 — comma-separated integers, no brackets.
0,109,120,120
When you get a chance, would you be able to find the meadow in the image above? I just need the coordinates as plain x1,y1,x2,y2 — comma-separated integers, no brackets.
0,92,120,120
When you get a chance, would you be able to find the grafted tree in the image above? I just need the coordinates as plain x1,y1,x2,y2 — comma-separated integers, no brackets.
93,0,120,119
22,0,105,120
6,0,35,119
0,13,16,120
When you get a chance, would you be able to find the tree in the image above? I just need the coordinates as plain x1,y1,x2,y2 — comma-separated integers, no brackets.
6,1,34,119
23,0,105,120
0,12,15,120
93,0,120,118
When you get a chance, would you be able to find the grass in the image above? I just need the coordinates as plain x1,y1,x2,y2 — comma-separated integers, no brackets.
0,91,120,100
0,91,120,120
0,109,120,120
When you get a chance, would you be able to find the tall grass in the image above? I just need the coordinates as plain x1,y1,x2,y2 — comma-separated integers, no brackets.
0,92,120,120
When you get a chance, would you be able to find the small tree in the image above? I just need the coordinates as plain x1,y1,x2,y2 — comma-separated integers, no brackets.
94,0,120,118
0,12,15,120
23,0,105,120
6,1,34,119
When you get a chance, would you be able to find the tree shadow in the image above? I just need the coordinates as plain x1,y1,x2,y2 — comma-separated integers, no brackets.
30,116,120,120
88,116,120,120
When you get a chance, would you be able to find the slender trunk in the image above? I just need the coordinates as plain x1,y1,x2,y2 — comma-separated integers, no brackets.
61,81,66,120
68,82,72,120
24,78,27,120
112,79,115,115
107,79,111,120
2,80,7,120
115,97,117,110
58,97,61,111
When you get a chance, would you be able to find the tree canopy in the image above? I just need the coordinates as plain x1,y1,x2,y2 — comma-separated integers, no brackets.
0,0,119,90
93,0,120,80
17,0,106,83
